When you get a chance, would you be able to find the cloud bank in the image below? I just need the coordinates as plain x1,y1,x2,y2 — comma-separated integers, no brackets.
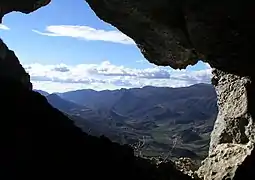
33,25,135,45
24,61,212,93
0,24,10,30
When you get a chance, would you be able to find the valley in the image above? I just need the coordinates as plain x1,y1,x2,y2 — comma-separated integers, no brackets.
35,83,218,162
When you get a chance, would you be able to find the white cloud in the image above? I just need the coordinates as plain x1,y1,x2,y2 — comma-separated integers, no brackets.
32,25,135,45
136,59,147,64
0,24,10,30
24,61,212,93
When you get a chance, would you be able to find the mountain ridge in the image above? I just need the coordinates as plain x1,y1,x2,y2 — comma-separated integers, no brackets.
42,83,218,161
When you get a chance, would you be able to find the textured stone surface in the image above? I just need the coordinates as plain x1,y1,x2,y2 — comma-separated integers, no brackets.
197,143,251,180
174,157,200,179
210,69,252,151
197,69,255,179
85,0,199,69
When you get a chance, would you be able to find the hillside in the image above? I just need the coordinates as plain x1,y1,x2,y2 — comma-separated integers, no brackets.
46,93,106,123
44,84,218,161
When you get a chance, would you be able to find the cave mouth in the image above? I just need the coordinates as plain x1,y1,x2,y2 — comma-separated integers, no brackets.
0,0,219,165
3,1,255,179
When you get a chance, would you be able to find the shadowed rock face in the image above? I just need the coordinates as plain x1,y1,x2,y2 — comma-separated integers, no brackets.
85,0,255,77
86,0,199,69
1,1,255,180
0,0,50,21
0,39,32,89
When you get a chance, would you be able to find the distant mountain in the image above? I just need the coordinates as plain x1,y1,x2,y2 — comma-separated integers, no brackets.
58,83,217,124
46,93,105,123
57,88,123,110
45,84,218,160
47,93,84,112
34,89,49,96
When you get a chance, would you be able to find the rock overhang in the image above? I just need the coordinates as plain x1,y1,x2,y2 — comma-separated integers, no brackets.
0,0,50,22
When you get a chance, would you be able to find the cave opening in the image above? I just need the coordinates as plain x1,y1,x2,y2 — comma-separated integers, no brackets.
3,1,255,179
0,0,218,165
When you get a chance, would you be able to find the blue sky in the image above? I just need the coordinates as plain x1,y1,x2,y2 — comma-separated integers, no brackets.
0,0,211,93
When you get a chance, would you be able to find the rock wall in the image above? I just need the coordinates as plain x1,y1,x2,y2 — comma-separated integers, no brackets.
197,69,255,179
85,0,199,69
1,0,255,179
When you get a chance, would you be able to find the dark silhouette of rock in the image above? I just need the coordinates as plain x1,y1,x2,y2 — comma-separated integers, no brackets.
0,39,32,90
33,89,49,96
0,0,50,22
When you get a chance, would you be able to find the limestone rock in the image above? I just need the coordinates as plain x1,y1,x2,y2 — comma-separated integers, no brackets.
197,143,252,180
174,157,200,179
209,69,251,151
197,69,255,180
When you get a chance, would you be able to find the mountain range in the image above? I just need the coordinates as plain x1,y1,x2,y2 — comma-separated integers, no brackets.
34,83,218,161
